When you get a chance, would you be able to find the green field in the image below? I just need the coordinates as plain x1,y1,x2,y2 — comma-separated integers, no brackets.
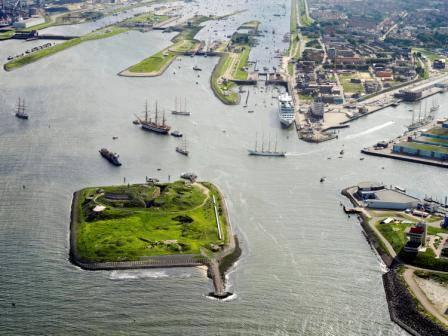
122,12,169,24
74,181,228,262
127,48,176,73
375,218,448,271
4,26,128,71
210,53,239,105
339,73,365,93
233,45,251,80
125,15,210,74
0,30,15,40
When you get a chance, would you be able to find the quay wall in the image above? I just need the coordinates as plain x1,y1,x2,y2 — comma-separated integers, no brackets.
361,148,448,169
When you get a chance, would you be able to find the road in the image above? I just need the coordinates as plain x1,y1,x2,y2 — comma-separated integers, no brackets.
403,268,448,327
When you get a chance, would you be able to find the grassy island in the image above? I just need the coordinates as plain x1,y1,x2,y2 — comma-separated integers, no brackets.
209,21,258,105
71,181,230,263
4,26,129,71
121,15,209,76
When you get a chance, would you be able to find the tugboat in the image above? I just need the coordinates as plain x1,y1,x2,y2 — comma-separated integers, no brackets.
137,101,171,135
176,137,189,156
171,130,183,137
15,98,28,120
99,148,121,166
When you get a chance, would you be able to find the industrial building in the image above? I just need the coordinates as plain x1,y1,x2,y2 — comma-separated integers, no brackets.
355,182,420,210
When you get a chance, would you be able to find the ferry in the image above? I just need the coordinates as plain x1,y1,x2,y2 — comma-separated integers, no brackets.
278,94,295,127
99,148,121,166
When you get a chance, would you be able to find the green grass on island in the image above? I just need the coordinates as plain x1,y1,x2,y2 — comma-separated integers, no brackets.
124,15,210,74
4,26,128,71
0,30,15,40
73,181,228,263
210,53,239,105
127,48,176,73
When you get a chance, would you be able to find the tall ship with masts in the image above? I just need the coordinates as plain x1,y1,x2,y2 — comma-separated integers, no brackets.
172,97,191,116
407,100,436,131
430,96,439,113
136,101,171,134
15,98,28,120
248,133,286,157
176,137,189,156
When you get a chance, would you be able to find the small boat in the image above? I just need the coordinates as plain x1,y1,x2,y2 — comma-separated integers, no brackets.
171,130,183,137
180,172,197,182
193,65,202,71
395,186,406,193
339,150,344,155
15,98,28,120
248,110,254,113
132,119,140,125
112,136,118,140
320,177,326,183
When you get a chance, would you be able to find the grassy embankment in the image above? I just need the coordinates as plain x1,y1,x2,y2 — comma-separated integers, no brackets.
126,15,208,74
210,53,239,105
0,31,15,40
4,26,129,71
299,0,313,26
374,217,448,271
210,20,257,104
75,181,228,262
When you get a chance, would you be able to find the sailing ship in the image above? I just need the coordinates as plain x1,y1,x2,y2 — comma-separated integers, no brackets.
171,97,191,116
407,101,435,131
430,96,440,113
136,101,171,134
176,137,189,156
248,133,286,157
15,98,28,120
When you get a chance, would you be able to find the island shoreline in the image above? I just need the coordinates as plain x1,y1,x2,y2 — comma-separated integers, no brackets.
69,183,240,299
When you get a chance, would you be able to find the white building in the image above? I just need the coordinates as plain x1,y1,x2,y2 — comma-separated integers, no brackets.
13,16,45,29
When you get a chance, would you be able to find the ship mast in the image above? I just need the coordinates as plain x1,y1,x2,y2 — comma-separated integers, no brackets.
184,97,187,113
261,132,264,152
155,101,158,124
162,111,166,126
268,134,271,152
254,132,258,152
274,135,278,152
145,100,148,122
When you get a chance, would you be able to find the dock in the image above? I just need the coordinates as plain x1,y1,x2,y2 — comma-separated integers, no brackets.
361,147,448,169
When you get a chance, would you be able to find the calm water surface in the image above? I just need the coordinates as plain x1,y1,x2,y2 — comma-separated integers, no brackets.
1,0,447,334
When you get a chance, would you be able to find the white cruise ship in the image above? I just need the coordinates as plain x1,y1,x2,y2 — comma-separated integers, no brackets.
278,94,295,127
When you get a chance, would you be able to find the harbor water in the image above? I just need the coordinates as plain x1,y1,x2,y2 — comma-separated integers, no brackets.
1,0,447,334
